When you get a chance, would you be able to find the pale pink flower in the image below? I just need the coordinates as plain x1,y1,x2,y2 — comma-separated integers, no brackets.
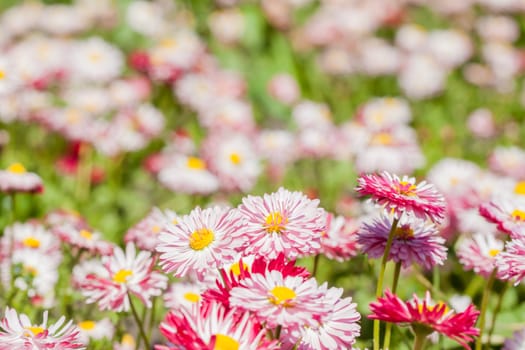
456,233,504,278
320,214,360,262
157,206,244,278
125,207,178,251
0,307,84,349
479,196,525,238
496,237,525,285
0,163,43,194
236,187,326,259
78,243,167,312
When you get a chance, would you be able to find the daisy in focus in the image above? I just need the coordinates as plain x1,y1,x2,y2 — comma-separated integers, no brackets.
157,206,244,278
0,307,84,349
77,243,167,312
355,171,446,223
236,187,326,259
358,213,447,269
369,290,479,349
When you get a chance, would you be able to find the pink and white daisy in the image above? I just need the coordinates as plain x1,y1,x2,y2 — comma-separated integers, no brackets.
76,318,114,345
229,270,326,328
358,214,447,269
54,225,114,256
157,302,278,350
479,197,525,238
456,233,504,278
0,307,84,349
78,243,167,312
355,171,446,223
320,213,360,262
496,237,525,285
157,155,220,195
125,207,178,251
157,206,244,278
236,187,326,259
164,281,204,311
4,222,59,254
282,286,361,350
0,163,43,194
369,290,480,349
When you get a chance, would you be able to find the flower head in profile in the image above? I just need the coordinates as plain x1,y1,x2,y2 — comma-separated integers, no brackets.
0,307,84,349
156,302,278,350
496,237,525,285
369,290,479,349
457,233,504,278
0,163,44,194
358,213,447,269
236,187,326,259
157,206,244,279
355,171,446,223
320,213,360,262
77,243,167,312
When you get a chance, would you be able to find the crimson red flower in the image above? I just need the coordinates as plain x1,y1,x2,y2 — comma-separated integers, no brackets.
355,171,446,223
369,290,480,349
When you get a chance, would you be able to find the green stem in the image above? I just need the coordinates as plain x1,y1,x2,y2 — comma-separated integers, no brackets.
312,254,320,278
383,262,402,350
148,296,158,341
476,270,496,350
373,217,400,350
128,293,150,349
486,282,509,349
75,143,93,202
413,332,428,350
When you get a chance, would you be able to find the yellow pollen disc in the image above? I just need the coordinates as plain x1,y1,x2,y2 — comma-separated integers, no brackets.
512,209,525,221
172,219,178,225
24,266,38,276
397,181,417,196
489,249,500,257
183,292,201,303
78,320,96,330
214,334,240,350
187,156,206,170
151,225,161,234
0,70,5,80
189,228,215,250
79,230,93,240
269,286,296,306
122,334,135,346
23,237,40,249
66,110,81,124
7,163,26,174
395,225,414,240
385,98,398,106
89,52,101,62
229,153,241,165
371,133,392,146
230,261,249,276
515,181,525,195
113,269,133,284
418,301,448,313
160,38,177,48
265,212,286,234
24,326,44,336
372,112,384,123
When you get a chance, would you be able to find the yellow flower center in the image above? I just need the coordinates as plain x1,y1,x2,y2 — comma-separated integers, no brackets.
418,301,448,314
395,225,414,240
187,157,206,170
79,230,93,240
515,181,525,195
183,292,201,303
160,38,177,48
113,269,133,284
265,212,286,234
89,52,101,62
488,249,500,257
229,153,241,165
230,261,249,276
122,334,135,346
0,70,5,80
397,181,417,196
512,209,525,221
269,286,296,306
151,225,161,234
78,320,96,330
24,265,38,277
24,326,44,337
22,237,41,249
189,228,214,250
7,163,26,174
371,132,392,146
214,334,239,350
